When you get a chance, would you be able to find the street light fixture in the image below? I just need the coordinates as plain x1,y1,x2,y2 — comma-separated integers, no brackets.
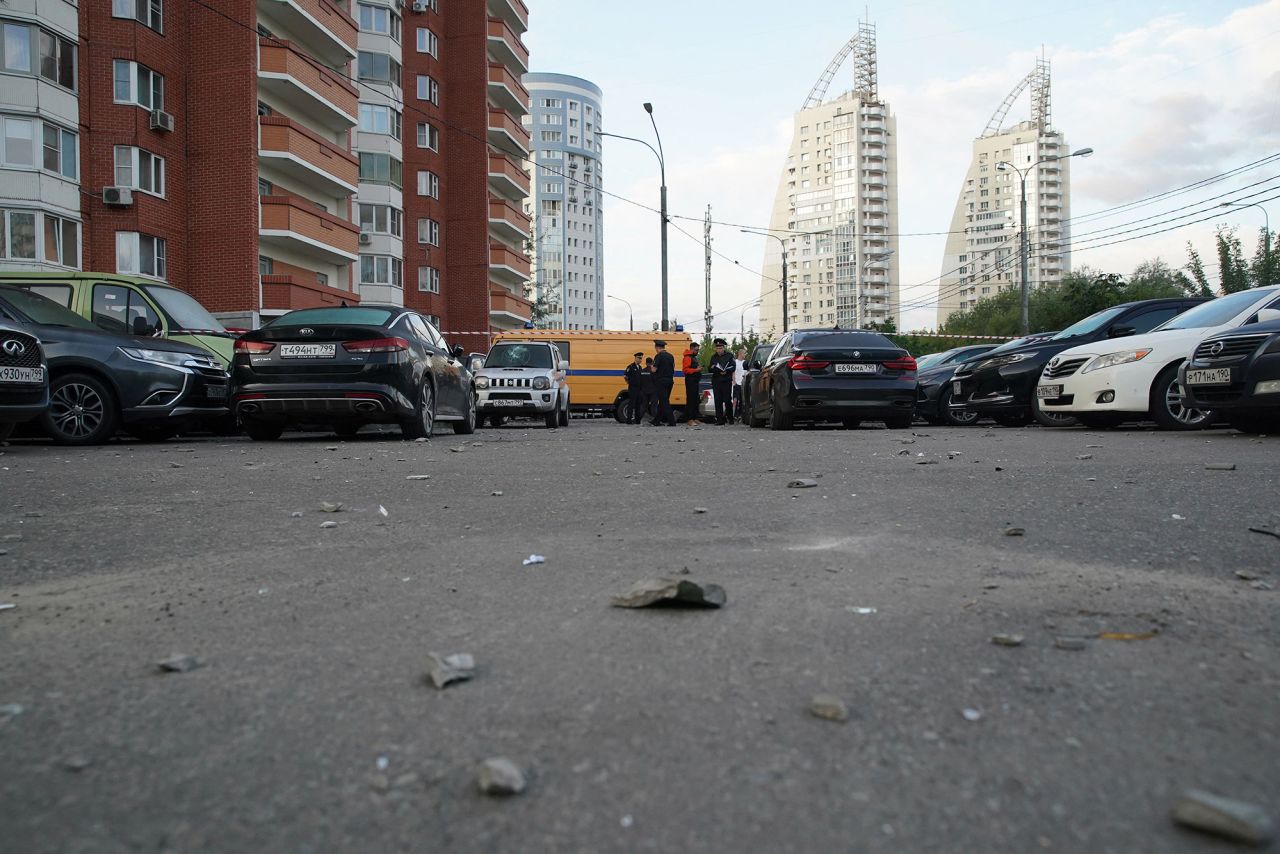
607,294,634,331
740,228,789,333
740,299,761,340
858,249,895,329
1220,201,1272,287
997,146,1093,335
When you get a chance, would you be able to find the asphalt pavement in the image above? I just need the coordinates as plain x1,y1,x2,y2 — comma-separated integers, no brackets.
1,418,1277,853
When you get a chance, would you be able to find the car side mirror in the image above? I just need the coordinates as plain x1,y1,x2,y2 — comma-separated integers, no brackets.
559,360,570,371
469,357,485,372
1108,325,1136,338
750,360,762,370
451,345,465,361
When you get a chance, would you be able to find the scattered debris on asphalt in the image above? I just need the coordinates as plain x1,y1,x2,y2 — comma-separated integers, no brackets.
450,447,465,453
1076,454,1093,460
320,501,343,513
991,634,1024,647
1099,631,1156,641
916,459,938,466
406,475,431,481
1247,527,1280,541
1170,789,1274,846
611,577,726,609
477,757,526,796
157,654,199,673
1004,527,1025,537
290,511,303,518
492,491,504,497
378,505,388,517
414,437,428,443
1235,570,1262,580
0,603,15,612
809,694,849,722
320,521,338,529
1172,514,1186,521
847,606,877,615
168,461,184,468
787,478,818,488
522,554,545,566
1205,463,1237,471
1055,637,1087,651
426,652,476,689
0,703,24,717
1252,580,1276,591
693,507,708,514
60,756,92,772
962,708,982,722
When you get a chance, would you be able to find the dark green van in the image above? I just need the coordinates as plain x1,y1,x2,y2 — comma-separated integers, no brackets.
0,273,235,369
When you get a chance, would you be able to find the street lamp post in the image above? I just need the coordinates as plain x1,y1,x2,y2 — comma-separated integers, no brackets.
997,147,1093,335
600,109,668,331
741,300,761,340
740,228,789,333
607,294,634,330
858,250,895,329
1220,201,1272,287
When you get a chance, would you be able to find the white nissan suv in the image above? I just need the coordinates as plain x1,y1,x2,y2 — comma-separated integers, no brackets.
1036,286,1280,430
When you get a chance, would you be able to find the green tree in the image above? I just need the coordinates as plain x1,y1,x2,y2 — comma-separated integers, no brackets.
1216,226,1252,293
1250,227,1278,288
1183,242,1213,296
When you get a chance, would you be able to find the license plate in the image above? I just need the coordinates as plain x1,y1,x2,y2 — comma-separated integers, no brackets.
835,363,877,374
953,381,962,396
279,344,336,359
1036,384,1063,399
493,400,523,407
0,366,44,384
206,383,227,398
1185,368,1231,386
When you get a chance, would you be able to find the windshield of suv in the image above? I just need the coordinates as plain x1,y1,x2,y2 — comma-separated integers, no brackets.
485,343,553,369
0,287,97,330
1052,306,1128,341
1156,291,1269,331
145,285,227,334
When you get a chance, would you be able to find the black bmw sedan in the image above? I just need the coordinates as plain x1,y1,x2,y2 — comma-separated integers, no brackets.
232,305,475,440
0,285,229,444
746,328,917,430
1179,318,1280,434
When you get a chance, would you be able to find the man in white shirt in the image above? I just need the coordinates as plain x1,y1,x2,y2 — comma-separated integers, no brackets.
732,347,747,424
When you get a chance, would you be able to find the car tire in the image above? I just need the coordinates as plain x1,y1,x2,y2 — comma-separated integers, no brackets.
1076,413,1124,429
244,420,284,441
558,394,570,427
937,386,979,427
452,391,476,435
43,373,119,446
1032,394,1078,428
842,418,861,429
767,390,792,431
992,410,1032,428
1150,365,1212,431
128,425,179,442
614,398,629,423
400,380,435,440
885,414,912,430
1226,414,1276,434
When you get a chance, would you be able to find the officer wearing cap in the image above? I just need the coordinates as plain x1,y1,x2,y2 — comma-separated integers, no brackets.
708,338,737,426
650,340,676,426
624,351,647,424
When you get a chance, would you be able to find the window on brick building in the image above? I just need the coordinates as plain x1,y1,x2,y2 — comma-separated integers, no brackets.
357,51,400,85
358,204,401,237
539,131,561,143
359,153,403,188
42,123,78,178
2,117,34,167
415,27,438,57
116,231,166,280
112,0,163,33
315,272,328,286
113,60,163,110
418,266,440,293
416,75,439,104
41,214,79,267
416,170,439,198
358,103,401,139
359,254,402,287
358,3,400,41
113,146,164,196
1,210,36,260
417,218,439,245
258,256,273,276
3,22,76,90
415,121,439,151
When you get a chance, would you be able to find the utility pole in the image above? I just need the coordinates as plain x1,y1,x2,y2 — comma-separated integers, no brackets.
704,205,713,337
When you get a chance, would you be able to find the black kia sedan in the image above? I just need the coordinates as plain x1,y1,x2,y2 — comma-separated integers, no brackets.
0,285,229,444
1179,318,1280,434
914,344,998,426
746,329,916,430
0,319,49,441
232,305,475,440
950,298,1207,427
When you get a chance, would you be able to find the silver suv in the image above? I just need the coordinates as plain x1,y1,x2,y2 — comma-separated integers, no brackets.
473,340,570,429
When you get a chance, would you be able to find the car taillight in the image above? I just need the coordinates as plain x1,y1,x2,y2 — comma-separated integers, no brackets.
883,356,917,372
235,340,275,354
701,390,711,399
342,337,410,353
788,354,831,371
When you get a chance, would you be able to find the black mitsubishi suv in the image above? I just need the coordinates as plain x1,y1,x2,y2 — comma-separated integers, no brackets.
950,297,1207,427
1179,318,1280,434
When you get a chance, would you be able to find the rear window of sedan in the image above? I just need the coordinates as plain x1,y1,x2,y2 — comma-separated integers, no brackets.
269,308,395,327
793,332,894,350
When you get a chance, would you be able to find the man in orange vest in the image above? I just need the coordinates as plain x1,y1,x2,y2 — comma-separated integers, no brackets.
681,341,703,425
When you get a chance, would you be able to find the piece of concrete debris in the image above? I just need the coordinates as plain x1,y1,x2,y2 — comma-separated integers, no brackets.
61,756,92,772
477,757,526,796
1170,789,1274,846
406,475,431,481
168,461,184,468
450,447,465,453
809,694,849,722
1055,637,1087,651
1247,527,1280,541
491,491,504,497
1004,527,1025,537
0,603,15,612
414,437,429,443
320,501,343,513
611,577,726,609
787,478,818,489
991,633,1025,647
916,459,938,466
895,449,911,456
426,652,476,689
962,708,982,722
1251,580,1275,591
693,507,708,514
157,654,199,673
1205,463,1237,471
1076,454,1093,460
0,703,24,716
522,554,545,566
378,505,389,517
290,511,303,518
1235,570,1262,581
320,521,338,529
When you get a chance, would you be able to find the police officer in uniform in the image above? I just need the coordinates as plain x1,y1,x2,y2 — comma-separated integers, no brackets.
708,338,737,426
651,340,676,426
624,351,646,424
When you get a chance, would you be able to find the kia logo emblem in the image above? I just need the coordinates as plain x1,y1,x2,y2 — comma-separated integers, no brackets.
299,327,315,337
2,339,25,357
1208,341,1224,356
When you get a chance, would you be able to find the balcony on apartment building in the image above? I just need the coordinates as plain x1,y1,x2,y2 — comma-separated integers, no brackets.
259,194,360,266
489,286,533,327
261,273,361,311
257,0,357,68
259,116,358,197
488,153,529,202
258,38,359,132
489,242,529,289
488,64,529,116
488,109,530,157
488,198,530,246
486,0,528,35
487,17,528,74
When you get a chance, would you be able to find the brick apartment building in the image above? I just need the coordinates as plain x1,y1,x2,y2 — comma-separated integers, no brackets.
0,0,531,350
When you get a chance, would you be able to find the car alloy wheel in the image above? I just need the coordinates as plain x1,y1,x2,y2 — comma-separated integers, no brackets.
1164,379,1210,428
45,374,118,445
1150,366,1211,431
420,382,435,435
938,387,979,427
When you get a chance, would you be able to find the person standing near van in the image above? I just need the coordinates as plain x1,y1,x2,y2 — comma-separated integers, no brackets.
624,352,646,424
682,341,702,425
651,340,676,426
732,347,748,424
708,338,736,426
637,357,655,424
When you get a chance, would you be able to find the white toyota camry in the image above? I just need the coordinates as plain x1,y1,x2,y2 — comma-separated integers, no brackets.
1035,286,1280,430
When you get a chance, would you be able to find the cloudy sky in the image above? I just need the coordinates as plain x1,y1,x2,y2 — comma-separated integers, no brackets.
525,0,1280,334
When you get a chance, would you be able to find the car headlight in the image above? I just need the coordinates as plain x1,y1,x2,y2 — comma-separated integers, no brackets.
975,353,1027,372
119,346,200,368
474,376,490,389
1081,348,1152,374
532,376,550,390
